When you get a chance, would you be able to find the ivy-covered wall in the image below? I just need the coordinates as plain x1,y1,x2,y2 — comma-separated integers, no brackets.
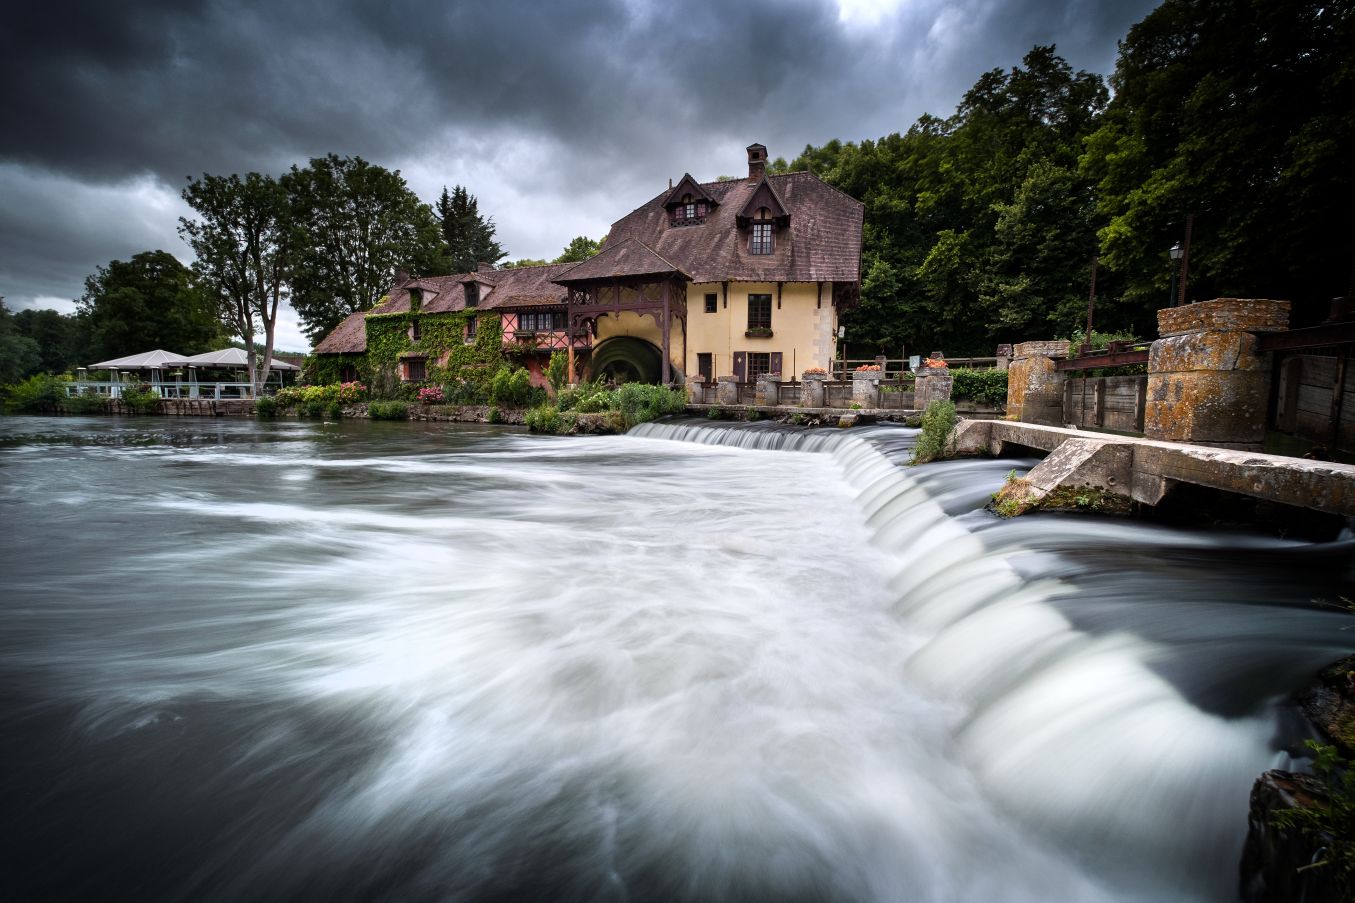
313,310,511,398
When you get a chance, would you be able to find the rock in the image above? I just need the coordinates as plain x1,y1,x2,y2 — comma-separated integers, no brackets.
1239,770,1339,903
1299,654,1355,756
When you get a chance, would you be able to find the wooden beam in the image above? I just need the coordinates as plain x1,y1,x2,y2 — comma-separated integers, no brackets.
662,280,671,384
1055,350,1150,371
1257,321,1355,351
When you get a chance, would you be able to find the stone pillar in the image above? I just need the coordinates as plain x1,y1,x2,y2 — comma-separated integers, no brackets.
802,373,827,408
994,344,1012,371
851,370,881,406
755,374,780,407
716,375,739,407
1006,340,1071,425
1144,298,1289,450
915,372,954,410
686,374,706,403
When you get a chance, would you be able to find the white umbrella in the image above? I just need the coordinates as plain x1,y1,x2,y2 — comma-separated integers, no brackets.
181,348,300,370
87,349,191,370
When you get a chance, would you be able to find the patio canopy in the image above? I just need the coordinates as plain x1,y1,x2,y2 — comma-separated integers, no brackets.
181,348,300,370
87,349,190,370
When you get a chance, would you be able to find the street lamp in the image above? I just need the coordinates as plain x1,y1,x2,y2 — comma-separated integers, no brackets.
1168,241,1184,307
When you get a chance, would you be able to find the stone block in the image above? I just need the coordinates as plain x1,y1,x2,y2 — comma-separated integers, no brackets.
1006,350,1065,425
1012,340,1071,359
915,374,953,410
1144,368,1271,447
1156,298,1290,338
1149,331,1269,374
715,376,738,407
852,373,880,405
802,377,826,408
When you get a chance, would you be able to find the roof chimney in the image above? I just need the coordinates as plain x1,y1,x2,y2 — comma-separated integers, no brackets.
747,143,767,182
395,268,410,285
477,261,494,273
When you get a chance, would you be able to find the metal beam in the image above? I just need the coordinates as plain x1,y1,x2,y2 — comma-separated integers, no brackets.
1257,321,1355,352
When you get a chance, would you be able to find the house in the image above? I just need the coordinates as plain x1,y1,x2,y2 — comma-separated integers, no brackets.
311,143,863,388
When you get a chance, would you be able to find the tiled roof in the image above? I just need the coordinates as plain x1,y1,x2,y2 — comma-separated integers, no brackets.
554,237,688,284
603,170,862,284
370,263,574,316
313,311,367,354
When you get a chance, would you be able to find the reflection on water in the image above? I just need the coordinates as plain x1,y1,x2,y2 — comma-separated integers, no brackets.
0,415,1350,902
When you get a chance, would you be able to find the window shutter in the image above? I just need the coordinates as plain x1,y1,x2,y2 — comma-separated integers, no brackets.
733,352,746,381
769,352,783,377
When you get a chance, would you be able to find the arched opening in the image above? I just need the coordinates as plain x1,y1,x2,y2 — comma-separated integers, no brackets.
589,336,663,384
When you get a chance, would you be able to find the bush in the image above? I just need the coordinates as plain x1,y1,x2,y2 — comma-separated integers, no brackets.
1272,741,1355,896
547,352,568,392
120,384,161,415
525,404,578,434
910,399,957,465
326,401,342,420
559,378,615,413
707,406,723,419
2,374,67,413
486,405,502,424
616,383,686,428
254,396,278,418
64,392,108,415
418,386,444,405
950,368,1009,406
489,366,535,408
442,379,488,406
368,400,408,420
304,398,328,419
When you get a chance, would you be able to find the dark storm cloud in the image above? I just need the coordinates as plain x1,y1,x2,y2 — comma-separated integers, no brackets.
1,0,1158,349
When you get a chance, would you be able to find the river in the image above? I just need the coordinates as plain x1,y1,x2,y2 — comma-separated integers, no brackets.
0,415,1350,902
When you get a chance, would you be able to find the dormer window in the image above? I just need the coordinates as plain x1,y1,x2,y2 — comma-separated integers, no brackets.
408,288,422,311
671,194,707,226
663,174,716,227
751,208,774,255
464,282,479,308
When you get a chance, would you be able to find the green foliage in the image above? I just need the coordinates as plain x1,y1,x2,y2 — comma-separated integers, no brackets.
285,154,445,343
368,400,408,420
486,405,502,423
557,378,615,413
1064,328,1140,352
78,250,224,363
546,352,568,392
11,305,84,378
326,401,342,420
1272,741,1355,896
63,391,108,415
950,368,1009,406
362,311,505,399
910,399,957,464
2,373,66,413
615,383,687,428
553,236,602,263
489,366,537,408
179,171,289,393
706,406,724,420
120,384,161,415
254,395,278,418
274,382,367,410
524,404,578,434
0,300,43,383
441,379,489,406
436,185,506,273
303,398,328,419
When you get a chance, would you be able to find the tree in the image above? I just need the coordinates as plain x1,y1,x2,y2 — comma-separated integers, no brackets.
0,299,41,383
437,185,506,273
285,155,444,342
499,258,550,269
554,236,601,263
13,306,84,375
1081,0,1355,324
77,250,224,363
180,173,289,394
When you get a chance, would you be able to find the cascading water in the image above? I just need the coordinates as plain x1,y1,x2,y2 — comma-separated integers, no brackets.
0,415,1350,902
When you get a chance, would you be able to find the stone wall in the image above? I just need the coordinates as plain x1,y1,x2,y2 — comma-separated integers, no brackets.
1005,340,1070,425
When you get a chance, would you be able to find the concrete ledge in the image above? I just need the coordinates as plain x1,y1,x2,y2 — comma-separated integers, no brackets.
949,419,1355,516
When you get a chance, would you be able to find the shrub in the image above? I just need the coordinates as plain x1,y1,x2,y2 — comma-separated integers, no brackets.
525,404,578,434
486,405,502,424
120,384,161,415
368,400,408,420
559,378,615,413
616,383,686,428
489,366,535,408
442,379,488,406
1271,741,1355,896
910,399,956,465
64,392,108,415
254,396,278,418
3,374,67,413
336,381,367,404
304,398,328,419
546,352,568,392
950,368,1009,406
418,386,445,405
326,401,342,420
707,406,723,419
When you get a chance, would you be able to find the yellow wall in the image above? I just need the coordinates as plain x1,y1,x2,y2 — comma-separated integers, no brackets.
684,282,837,379
593,309,683,376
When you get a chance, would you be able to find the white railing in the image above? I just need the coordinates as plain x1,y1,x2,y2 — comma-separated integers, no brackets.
65,381,260,399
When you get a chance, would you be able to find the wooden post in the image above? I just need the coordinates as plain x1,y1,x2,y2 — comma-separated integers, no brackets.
661,280,671,384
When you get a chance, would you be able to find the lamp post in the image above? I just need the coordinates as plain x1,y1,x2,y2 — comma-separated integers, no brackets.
1168,241,1184,307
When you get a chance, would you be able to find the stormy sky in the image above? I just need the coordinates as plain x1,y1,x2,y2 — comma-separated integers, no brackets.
1,0,1159,351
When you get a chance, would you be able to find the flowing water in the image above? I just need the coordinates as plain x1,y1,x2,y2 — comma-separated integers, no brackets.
0,415,1350,902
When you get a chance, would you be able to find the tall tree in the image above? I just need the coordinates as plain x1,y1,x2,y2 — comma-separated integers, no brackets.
437,185,506,273
77,250,224,363
554,236,601,263
13,306,85,375
180,173,289,394
1081,0,1355,324
285,155,445,342
0,299,42,383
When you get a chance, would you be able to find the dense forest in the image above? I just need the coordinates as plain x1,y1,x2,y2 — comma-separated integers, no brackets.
3,0,1350,378
795,0,1352,355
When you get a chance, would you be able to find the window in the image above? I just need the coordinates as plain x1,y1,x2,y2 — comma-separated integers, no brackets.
704,293,717,314
465,317,478,342
669,196,707,226
464,282,479,308
339,364,357,383
747,352,771,380
409,318,422,341
747,294,772,330
750,222,773,255
518,311,566,332
697,353,713,381
408,288,422,311
403,358,427,382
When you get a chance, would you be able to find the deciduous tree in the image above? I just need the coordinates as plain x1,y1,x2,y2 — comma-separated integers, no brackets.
77,250,223,363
